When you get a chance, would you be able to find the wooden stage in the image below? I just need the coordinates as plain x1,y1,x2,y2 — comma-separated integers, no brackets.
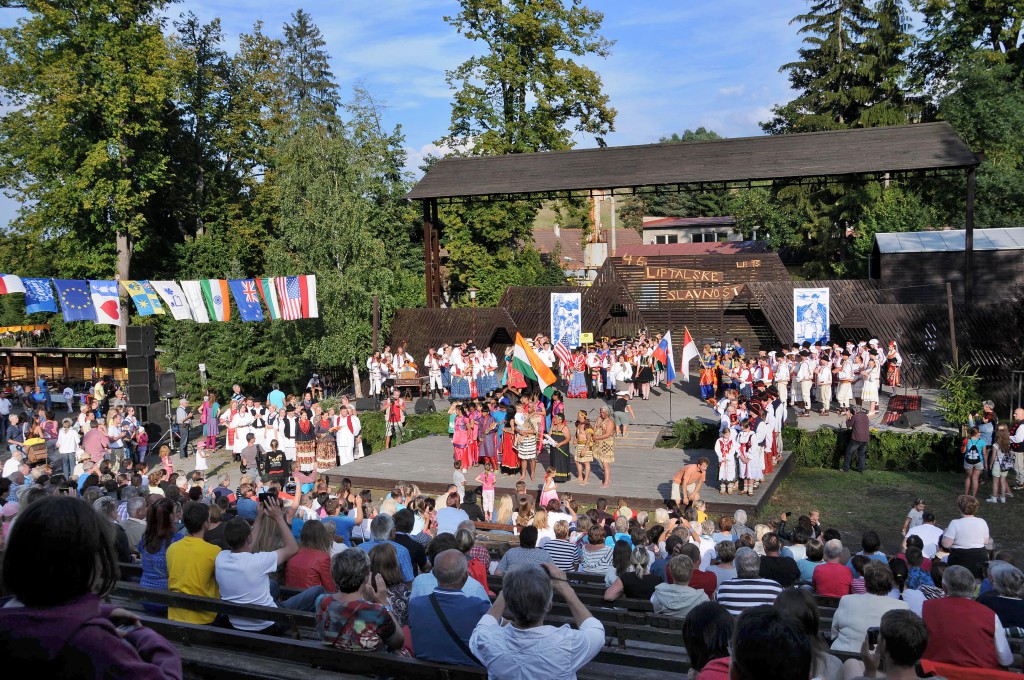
322,434,794,515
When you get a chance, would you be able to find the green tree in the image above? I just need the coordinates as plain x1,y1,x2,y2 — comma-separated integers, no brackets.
281,9,340,128
845,186,934,277
0,0,176,343
859,0,917,126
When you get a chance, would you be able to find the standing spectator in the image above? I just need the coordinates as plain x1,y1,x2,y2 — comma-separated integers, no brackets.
0,496,182,678
731,606,812,680
842,408,871,473
830,561,909,653
56,417,80,480
175,398,193,461
941,494,991,578
681,602,733,680
165,502,221,624
921,565,1013,669
408,549,490,666
470,563,605,678
715,548,784,616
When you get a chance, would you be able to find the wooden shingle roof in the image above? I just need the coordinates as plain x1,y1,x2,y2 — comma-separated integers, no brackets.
408,123,978,200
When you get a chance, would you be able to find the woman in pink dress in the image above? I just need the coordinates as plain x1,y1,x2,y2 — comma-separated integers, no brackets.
452,405,471,472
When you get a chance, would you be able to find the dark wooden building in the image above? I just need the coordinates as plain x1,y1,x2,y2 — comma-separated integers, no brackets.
870,228,1024,303
498,284,646,340
386,308,517,369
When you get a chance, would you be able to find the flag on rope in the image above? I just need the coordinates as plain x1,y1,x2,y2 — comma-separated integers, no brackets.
653,331,677,384
121,280,165,316
180,281,210,323
228,279,264,322
53,279,95,323
89,280,121,325
276,275,318,320
201,279,231,322
257,277,281,320
0,274,25,294
22,278,57,314
152,280,194,321
512,333,557,397
680,327,700,382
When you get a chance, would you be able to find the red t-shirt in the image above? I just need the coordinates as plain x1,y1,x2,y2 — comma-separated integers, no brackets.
812,562,853,597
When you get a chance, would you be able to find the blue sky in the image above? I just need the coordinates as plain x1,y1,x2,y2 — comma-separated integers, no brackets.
0,0,819,224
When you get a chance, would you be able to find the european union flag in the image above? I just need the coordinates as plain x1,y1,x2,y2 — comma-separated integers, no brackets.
53,279,96,322
228,279,264,322
23,278,57,314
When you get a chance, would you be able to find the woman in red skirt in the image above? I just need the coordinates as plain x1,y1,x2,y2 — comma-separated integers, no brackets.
452,405,472,472
500,408,519,473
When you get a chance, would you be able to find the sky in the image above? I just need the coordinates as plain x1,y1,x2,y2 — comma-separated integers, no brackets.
0,0,815,225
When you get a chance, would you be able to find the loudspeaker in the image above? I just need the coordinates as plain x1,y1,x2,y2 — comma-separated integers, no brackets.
355,398,379,413
894,410,924,429
125,325,155,357
787,406,799,422
415,398,437,415
157,372,177,400
128,384,154,405
126,355,155,374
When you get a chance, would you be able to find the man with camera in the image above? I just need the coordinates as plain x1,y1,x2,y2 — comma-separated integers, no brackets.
843,610,929,680
383,388,405,450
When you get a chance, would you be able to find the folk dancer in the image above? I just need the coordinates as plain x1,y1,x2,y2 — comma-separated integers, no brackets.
424,348,444,400
751,404,772,487
886,341,903,387
567,350,588,399
367,352,384,399
715,428,737,494
315,406,338,473
574,410,594,485
836,352,855,412
772,351,790,407
279,407,297,463
814,357,833,415
335,405,362,464
585,348,602,399
736,419,757,496
699,347,718,405
249,399,268,449
796,350,814,416
768,386,786,469
230,401,254,460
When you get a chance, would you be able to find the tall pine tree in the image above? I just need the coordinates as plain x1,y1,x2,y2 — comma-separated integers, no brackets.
281,9,340,128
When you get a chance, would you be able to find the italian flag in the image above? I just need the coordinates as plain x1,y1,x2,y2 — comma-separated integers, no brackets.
257,277,281,320
201,279,231,322
512,333,557,397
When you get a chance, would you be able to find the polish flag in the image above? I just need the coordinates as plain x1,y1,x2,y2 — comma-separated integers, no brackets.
0,274,25,294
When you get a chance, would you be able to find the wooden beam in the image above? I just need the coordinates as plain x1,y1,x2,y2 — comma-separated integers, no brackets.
964,166,976,305
423,200,434,308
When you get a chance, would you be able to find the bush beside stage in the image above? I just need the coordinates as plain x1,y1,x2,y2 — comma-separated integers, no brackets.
660,418,959,473
360,411,450,455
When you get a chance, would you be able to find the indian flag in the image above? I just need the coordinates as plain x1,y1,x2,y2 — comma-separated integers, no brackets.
200,279,231,322
512,333,557,397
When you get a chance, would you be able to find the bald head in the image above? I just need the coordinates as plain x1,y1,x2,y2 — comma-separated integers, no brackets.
432,549,469,589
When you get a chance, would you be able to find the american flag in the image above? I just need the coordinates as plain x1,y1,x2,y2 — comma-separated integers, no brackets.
553,341,572,367
275,276,302,320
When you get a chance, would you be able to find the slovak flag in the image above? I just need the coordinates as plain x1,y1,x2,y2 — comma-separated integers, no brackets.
653,331,677,384
0,274,25,294
680,327,700,381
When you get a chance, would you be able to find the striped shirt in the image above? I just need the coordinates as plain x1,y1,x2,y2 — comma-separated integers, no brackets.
715,578,784,616
541,538,578,572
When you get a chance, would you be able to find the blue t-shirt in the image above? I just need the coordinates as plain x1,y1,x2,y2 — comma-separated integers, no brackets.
323,514,356,547
408,589,492,665
358,539,415,582
847,551,888,577
266,390,286,410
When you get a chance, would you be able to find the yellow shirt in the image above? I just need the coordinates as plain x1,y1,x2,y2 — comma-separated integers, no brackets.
166,535,222,624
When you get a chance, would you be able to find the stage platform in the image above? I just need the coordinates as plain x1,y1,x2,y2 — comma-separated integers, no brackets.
322,433,794,516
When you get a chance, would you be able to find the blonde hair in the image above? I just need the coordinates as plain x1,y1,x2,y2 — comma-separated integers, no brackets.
532,508,549,531
494,495,514,524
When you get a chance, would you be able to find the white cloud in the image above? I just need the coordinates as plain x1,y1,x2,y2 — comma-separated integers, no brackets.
718,85,746,97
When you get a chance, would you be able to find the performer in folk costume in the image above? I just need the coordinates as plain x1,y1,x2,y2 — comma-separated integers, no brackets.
567,349,588,398
314,406,338,474
230,401,253,459
367,352,384,398
452,404,472,472
772,352,790,407
751,404,772,486
836,351,855,411
814,356,833,415
736,419,760,496
293,409,317,474
699,346,719,405
514,402,538,481
467,402,481,466
250,400,268,450
279,408,297,462
424,348,443,399
335,405,362,465
265,404,281,454
715,428,737,494
886,340,903,387
202,391,220,450
477,403,498,469
768,386,786,470
499,405,519,473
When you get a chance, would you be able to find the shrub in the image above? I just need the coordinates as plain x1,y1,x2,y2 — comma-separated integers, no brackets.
359,411,450,454
660,418,718,449
788,425,958,472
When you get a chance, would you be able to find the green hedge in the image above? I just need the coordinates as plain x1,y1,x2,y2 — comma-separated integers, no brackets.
660,418,959,472
782,425,959,472
360,411,451,454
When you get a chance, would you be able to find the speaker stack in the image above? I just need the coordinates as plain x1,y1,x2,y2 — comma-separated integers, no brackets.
125,326,157,406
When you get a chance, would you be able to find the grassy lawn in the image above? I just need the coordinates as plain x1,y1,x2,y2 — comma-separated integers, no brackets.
757,468,1022,563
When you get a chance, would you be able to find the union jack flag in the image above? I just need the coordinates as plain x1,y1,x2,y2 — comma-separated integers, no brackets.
241,280,259,303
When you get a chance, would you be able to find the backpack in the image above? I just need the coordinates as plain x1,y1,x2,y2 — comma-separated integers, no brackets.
963,439,983,465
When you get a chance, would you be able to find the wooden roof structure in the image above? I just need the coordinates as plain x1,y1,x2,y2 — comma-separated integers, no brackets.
408,123,978,201
498,284,647,340
386,308,518,369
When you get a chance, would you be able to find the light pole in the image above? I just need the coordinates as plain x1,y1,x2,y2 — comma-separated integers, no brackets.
468,287,478,344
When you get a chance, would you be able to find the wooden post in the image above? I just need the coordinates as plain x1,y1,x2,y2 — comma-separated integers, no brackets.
946,282,958,367
63,353,70,383
31,351,38,385
964,167,976,305
430,199,441,307
423,201,434,308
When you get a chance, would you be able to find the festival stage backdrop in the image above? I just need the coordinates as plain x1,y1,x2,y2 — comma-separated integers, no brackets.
793,287,830,344
550,292,582,349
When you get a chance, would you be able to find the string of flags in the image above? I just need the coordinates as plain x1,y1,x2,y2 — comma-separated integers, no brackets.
0,274,318,324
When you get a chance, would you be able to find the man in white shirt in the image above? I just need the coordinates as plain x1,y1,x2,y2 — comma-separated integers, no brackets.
215,498,325,633
335,405,362,464
904,511,943,558
470,562,604,680
536,342,555,369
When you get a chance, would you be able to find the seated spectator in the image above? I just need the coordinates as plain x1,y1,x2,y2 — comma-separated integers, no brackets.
977,561,1024,628
122,495,147,554
651,554,710,618
904,510,942,559
603,515,633,548
604,539,632,587
435,491,470,536
392,508,427,576
830,561,909,653
369,543,411,629
93,496,132,564
732,509,755,541
887,558,924,617
979,550,1016,596
711,516,734,544
166,502,221,624
918,561,948,600
715,547,784,616
357,514,414,583
0,495,182,677
470,563,604,678
902,546,933,590
680,542,717,598
731,606,811,680
139,497,178,616
494,525,553,575
774,588,842,680
455,523,492,593
707,539,737,589
850,555,870,594
235,483,258,521
577,524,613,574
681,602,733,680
316,549,406,654
322,497,361,547
822,528,850,564
758,532,800,587
846,530,887,576
408,549,490,666
894,535,932,573
922,564,1013,669
411,534,488,601
796,538,824,584
541,519,577,572
843,609,929,680
217,503,325,633
284,519,336,593
941,494,991,578
650,534,684,583
460,489,485,523
605,545,660,601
